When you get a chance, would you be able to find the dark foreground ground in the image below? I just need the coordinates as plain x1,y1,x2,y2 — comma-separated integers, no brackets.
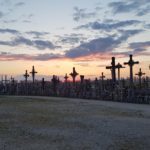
0,96,150,150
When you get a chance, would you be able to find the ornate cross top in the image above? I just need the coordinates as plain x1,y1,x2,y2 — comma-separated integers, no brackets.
135,68,145,88
64,74,69,83
106,57,118,83
24,70,29,83
116,63,125,80
124,55,139,86
70,67,78,84
30,66,37,83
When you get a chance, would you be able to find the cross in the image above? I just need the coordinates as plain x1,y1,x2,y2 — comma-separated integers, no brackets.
116,63,125,80
80,75,84,83
100,72,105,81
100,72,105,90
30,66,37,83
106,57,118,83
124,55,139,86
70,67,78,84
64,73,69,83
24,70,29,83
135,68,145,88
51,75,59,94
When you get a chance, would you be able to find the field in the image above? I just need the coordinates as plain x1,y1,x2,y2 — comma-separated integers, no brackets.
0,96,150,150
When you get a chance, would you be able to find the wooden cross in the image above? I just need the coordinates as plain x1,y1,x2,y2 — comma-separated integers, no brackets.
116,63,125,80
100,72,105,81
135,68,145,88
24,70,29,83
106,57,118,83
70,67,78,84
30,66,37,83
124,55,139,86
64,73,69,83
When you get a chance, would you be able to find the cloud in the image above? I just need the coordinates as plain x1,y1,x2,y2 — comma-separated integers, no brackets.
73,6,96,22
108,0,150,16
0,11,4,18
26,31,49,38
15,2,25,7
0,36,59,50
0,52,63,61
76,20,141,31
65,29,143,58
57,33,86,45
129,41,150,53
2,19,18,24
74,63,89,67
0,28,19,34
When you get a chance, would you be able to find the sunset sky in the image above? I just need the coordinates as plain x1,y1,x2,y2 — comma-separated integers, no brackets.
0,0,150,81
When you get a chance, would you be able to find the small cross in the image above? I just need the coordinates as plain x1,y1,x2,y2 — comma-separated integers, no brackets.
70,67,78,84
30,66,37,83
135,68,145,88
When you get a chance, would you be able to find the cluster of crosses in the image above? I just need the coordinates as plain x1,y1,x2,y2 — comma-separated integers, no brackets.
0,54,149,104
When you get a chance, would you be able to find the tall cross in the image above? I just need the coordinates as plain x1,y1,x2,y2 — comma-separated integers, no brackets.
30,66,37,83
135,68,145,88
24,70,29,83
106,57,118,83
70,67,78,84
64,73,69,83
124,55,139,86
116,63,125,80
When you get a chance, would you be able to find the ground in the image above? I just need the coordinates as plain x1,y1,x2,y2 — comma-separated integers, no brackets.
0,96,150,150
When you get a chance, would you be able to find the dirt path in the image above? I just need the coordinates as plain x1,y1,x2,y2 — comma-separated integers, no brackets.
0,96,150,150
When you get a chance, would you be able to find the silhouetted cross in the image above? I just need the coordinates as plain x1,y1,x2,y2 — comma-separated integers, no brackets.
124,55,139,86
106,57,118,83
64,74,69,83
116,63,125,80
135,68,145,88
24,70,29,83
70,67,78,84
30,66,37,83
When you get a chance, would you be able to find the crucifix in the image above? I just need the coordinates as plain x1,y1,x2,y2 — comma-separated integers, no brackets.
30,66,37,83
24,70,29,83
116,63,125,80
135,68,145,88
64,73,69,83
106,57,118,83
124,55,139,87
70,67,78,84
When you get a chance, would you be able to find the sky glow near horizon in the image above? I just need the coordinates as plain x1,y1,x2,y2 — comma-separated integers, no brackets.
0,0,150,80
